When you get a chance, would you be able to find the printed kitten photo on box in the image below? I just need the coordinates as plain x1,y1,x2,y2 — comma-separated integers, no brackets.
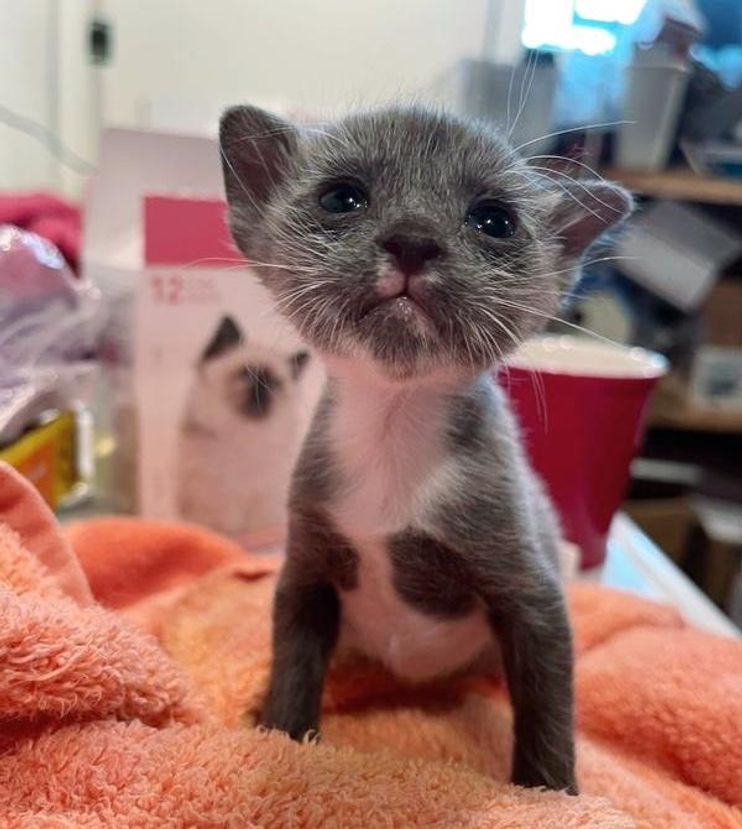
177,314,311,538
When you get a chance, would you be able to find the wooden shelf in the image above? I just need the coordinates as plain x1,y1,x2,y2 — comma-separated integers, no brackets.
649,374,742,434
651,404,742,434
602,168,742,206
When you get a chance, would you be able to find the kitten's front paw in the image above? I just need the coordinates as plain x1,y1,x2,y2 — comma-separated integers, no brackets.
258,707,319,742
512,755,578,795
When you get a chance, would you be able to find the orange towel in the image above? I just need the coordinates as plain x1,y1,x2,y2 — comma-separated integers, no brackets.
0,462,740,828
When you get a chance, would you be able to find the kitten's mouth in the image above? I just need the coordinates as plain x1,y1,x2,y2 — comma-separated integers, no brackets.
359,266,437,333
359,292,435,334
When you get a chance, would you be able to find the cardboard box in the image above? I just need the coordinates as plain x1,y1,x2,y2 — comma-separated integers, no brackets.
85,129,324,550
616,200,742,312
687,498,742,609
623,496,696,565
689,346,742,411
701,279,742,348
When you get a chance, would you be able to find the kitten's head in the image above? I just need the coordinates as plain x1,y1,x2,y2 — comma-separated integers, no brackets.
190,315,309,428
220,105,631,381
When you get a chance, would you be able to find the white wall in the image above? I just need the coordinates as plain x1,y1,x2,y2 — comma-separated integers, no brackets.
0,1,58,190
57,0,100,196
0,1,526,194
0,0,96,196
483,0,526,65
99,0,493,131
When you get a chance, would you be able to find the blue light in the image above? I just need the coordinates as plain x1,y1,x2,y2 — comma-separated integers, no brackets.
522,0,646,54
575,0,647,26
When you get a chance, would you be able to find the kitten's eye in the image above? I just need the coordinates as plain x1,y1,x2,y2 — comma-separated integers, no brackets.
465,201,516,239
319,182,369,214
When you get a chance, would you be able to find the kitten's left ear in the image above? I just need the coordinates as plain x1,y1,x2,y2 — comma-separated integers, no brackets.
220,105,298,248
546,179,633,261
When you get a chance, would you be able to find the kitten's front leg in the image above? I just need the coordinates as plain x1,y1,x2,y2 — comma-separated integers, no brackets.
260,556,340,740
489,581,577,794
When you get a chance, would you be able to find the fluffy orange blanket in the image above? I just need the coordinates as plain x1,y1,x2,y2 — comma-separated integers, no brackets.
0,462,740,827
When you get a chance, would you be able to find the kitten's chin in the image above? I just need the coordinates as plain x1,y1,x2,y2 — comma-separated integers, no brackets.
297,303,497,383
324,349,472,388
320,342,441,383
318,328,491,384
359,295,436,335
372,356,437,383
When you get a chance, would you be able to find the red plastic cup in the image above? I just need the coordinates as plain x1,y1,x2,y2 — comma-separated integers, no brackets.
498,336,667,569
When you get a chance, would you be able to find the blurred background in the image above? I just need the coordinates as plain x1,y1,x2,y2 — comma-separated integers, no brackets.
1,0,741,626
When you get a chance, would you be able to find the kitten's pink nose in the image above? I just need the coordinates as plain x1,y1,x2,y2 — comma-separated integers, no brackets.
378,233,443,275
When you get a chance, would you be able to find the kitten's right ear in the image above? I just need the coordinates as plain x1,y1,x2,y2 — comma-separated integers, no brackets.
542,178,634,262
202,315,243,361
219,105,298,236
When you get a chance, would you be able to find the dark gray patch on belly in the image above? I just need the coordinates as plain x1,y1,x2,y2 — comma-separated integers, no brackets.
388,530,476,618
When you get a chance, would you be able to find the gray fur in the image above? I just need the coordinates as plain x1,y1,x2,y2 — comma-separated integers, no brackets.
221,105,631,380
220,103,632,794
389,530,477,617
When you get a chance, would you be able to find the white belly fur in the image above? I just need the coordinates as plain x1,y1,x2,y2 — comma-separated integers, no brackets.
325,365,494,683
338,537,492,683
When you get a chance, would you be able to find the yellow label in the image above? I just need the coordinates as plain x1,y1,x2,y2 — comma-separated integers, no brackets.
0,412,77,508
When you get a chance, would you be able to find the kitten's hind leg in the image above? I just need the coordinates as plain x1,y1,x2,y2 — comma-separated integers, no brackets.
259,564,340,740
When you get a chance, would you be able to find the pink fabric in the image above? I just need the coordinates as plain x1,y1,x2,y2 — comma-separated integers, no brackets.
0,463,91,605
0,192,81,271
0,461,740,827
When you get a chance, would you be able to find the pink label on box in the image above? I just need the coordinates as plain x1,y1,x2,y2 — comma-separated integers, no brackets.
143,194,242,267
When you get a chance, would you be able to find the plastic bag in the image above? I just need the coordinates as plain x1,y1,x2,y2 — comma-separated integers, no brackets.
0,224,101,446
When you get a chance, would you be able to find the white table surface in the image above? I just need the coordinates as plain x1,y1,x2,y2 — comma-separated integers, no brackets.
593,513,739,638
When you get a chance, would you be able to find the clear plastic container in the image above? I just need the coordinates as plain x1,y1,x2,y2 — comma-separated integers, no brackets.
617,45,690,171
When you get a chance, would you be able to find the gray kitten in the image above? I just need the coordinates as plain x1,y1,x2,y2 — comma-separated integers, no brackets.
220,105,632,793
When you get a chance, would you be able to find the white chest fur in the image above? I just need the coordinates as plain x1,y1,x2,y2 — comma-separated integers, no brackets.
325,366,492,682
